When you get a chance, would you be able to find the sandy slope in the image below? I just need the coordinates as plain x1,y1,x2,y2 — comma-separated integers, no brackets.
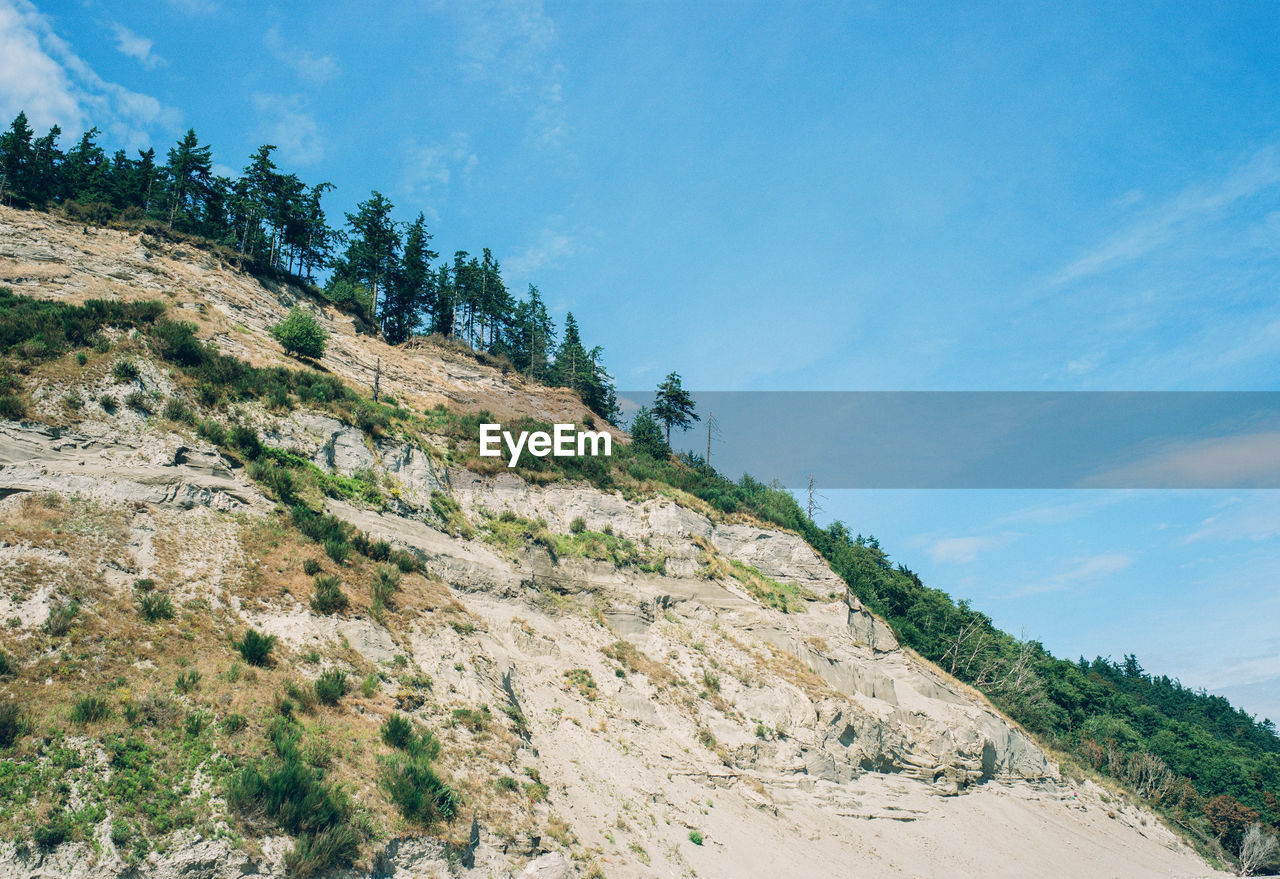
0,206,1229,878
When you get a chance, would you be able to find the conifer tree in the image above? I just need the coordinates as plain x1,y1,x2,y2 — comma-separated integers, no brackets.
382,213,437,344
163,129,214,231
342,191,399,325
0,112,35,205
653,371,699,444
630,406,669,458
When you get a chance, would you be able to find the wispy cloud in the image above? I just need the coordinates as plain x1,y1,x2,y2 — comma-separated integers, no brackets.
505,220,580,279
250,93,323,165
401,133,479,197
0,0,177,148
264,25,338,86
926,535,1010,565
446,0,570,150
1184,493,1280,544
1082,431,1280,489
109,21,162,69
1046,143,1280,290
1011,552,1133,597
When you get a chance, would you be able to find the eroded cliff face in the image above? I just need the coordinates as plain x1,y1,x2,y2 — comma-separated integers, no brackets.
0,207,1220,878
0,411,1213,879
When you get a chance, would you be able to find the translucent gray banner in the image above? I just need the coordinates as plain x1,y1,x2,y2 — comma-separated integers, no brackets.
616,392,1280,488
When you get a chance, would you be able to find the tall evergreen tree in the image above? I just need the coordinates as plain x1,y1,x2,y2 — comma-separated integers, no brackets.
629,406,669,458
342,191,399,325
430,263,454,336
0,112,35,205
163,129,214,231
653,371,699,444
505,285,556,380
28,125,63,207
382,213,437,344
62,128,109,203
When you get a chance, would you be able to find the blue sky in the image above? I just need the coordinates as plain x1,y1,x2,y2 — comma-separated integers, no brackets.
3,0,1279,720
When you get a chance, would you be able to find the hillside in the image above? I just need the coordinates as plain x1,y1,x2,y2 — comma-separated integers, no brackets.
0,204,1231,878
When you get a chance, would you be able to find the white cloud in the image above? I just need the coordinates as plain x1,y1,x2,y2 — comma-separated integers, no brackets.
926,535,1006,565
1046,143,1280,289
505,221,578,279
0,0,177,149
446,0,570,151
401,133,478,195
1082,431,1280,489
1184,492,1280,544
264,25,338,86
1011,553,1133,597
251,93,323,165
110,21,162,70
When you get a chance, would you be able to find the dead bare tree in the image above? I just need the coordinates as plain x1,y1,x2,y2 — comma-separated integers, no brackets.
1238,823,1279,877
1126,752,1173,801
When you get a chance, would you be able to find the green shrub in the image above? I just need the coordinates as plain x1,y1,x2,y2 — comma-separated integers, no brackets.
284,680,318,714
162,398,191,422
371,566,399,609
124,390,152,413
72,695,111,723
0,395,26,420
315,670,347,706
0,649,11,676
270,307,329,359
110,819,131,846
98,394,117,413
381,713,414,749
45,598,79,636
302,558,322,576
494,775,519,792
688,830,704,846
324,539,350,565
150,320,205,366
175,669,201,694
221,713,247,735
197,418,226,445
229,424,262,460
380,755,458,825
75,351,88,366
33,812,72,847
570,516,587,534
235,629,277,666
138,592,174,623
310,575,348,615
112,359,140,381
184,711,205,737
226,723,355,875
0,702,23,748
359,674,379,698
285,825,359,877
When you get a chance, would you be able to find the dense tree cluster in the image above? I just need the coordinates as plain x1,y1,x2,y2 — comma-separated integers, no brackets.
0,111,620,422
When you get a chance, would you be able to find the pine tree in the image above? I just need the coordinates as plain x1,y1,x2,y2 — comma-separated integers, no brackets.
0,112,35,205
382,213,437,344
62,128,109,204
238,144,279,257
431,263,454,336
552,313,589,392
506,285,556,380
163,129,214,232
342,191,399,325
28,125,63,207
653,372,699,444
629,406,669,458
